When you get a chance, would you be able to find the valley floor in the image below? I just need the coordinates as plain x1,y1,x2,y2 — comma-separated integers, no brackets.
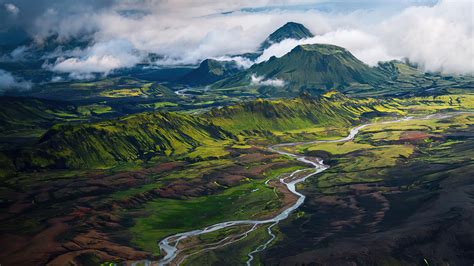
1,94,474,265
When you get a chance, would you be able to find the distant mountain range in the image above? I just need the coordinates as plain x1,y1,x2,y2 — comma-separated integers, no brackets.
2,21,472,99
177,22,313,86
177,22,458,97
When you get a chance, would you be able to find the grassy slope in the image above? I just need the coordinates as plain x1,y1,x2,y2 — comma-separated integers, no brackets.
180,59,240,86
206,92,402,134
213,44,474,98
215,44,384,96
24,112,233,169
18,92,474,170
0,97,80,137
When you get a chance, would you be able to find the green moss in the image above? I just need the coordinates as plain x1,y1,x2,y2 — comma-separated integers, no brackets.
207,93,401,135
130,180,280,254
305,141,374,155
26,112,234,169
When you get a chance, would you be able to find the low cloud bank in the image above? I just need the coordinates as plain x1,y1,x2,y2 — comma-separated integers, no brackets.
250,74,285,87
49,39,142,79
0,69,31,93
3,0,473,77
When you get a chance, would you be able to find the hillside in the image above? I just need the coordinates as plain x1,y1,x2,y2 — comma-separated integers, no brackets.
179,22,314,86
18,91,474,170
0,97,80,137
207,92,399,133
179,59,241,86
23,112,233,169
215,44,385,96
19,92,398,169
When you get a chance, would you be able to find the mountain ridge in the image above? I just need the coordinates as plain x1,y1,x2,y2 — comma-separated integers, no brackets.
21,112,234,169
19,92,404,169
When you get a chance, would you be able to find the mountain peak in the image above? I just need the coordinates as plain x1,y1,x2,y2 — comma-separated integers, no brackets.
260,22,314,50
292,43,347,55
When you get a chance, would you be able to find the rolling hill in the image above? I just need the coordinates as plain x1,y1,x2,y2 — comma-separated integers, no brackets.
206,91,399,133
179,59,241,86
21,112,234,169
0,97,81,137
19,92,404,169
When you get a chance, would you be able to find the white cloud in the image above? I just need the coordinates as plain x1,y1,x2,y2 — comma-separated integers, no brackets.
51,76,64,82
379,0,474,74
251,74,286,87
28,0,473,76
254,0,474,73
51,39,142,77
212,55,255,69
4,3,19,16
0,69,31,92
256,29,399,66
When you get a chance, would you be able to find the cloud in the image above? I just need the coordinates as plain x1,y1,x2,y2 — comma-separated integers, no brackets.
50,39,142,78
256,30,398,66
0,69,31,92
379,0,474,74
212,55,255,69
4,3,19,16
255,0,474,73
251,74,286,87
2,0,473,76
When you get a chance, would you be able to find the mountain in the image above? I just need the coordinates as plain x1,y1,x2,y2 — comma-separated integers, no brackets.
260,22,314,50
206,91,399,134
179,59,241,86
0,97,80,137
237,22,314,61
18,91,400,170
214,44,385,96
21,112,233,169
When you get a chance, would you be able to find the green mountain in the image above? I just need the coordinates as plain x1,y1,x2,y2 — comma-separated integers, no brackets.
178,22,314,87
0,97,80,137
20,90,472,171
215,44,385,96
260,22,314,50
22,112,233,169
18,91,400,170
179,59,241,86
207,91,398,134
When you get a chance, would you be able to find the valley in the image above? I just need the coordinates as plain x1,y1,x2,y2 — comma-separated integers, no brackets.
1,89,474,265
0,12,473,265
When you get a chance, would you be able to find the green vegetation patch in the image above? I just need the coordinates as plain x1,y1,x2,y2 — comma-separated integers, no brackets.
130,180,279,254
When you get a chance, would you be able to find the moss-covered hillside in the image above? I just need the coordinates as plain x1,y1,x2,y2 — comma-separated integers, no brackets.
23,112,233,169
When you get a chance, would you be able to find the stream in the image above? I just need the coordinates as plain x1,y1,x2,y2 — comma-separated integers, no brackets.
157,113,457,265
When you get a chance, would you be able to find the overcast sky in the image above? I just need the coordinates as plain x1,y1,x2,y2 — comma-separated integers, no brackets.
0,0,473,78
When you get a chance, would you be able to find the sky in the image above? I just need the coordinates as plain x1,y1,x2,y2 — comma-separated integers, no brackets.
0,0,473,81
